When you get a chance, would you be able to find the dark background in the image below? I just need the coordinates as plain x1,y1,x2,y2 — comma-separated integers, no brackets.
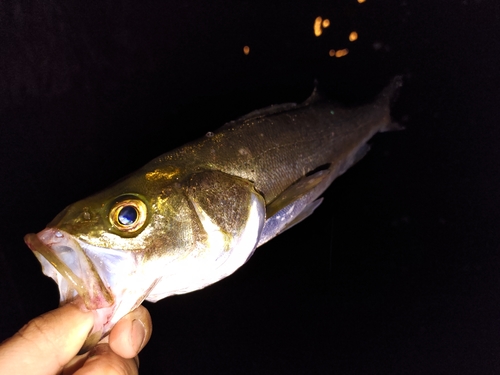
1,1,499,374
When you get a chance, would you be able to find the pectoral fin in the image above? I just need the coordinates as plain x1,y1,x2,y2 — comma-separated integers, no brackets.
266,168,330,219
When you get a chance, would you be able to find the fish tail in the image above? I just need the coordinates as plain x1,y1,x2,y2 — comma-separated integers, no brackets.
377,76,404,132
379,76,403,104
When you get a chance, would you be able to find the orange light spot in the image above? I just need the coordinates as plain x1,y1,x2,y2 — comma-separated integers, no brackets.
314,17,323,36
335,48,349,58
322,19,330,28
349,31,358,42
358,0,366,3
329,49,335,57
243,46,250,55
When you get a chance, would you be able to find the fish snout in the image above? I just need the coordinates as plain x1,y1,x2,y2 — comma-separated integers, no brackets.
24,229,114,310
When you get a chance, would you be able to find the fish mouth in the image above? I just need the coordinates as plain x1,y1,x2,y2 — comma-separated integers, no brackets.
25,228,158,352
25,229,114,310
25,229,117,351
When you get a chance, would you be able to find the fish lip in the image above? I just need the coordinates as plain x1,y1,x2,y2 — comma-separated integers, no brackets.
24,229,114,310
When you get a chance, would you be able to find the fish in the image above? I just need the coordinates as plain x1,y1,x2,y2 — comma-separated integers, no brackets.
24,77,402,351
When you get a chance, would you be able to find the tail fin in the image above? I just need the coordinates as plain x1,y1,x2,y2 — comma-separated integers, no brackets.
378,76,403,105
377,76,404,132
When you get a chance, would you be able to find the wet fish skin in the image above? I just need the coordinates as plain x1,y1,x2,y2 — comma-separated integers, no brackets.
24,77,402,349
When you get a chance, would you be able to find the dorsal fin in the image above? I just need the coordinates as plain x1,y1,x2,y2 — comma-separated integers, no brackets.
222,82,323,127
236,102,297,122
302,80,322,105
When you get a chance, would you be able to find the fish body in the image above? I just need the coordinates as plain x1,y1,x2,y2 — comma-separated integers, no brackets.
25,77,402,350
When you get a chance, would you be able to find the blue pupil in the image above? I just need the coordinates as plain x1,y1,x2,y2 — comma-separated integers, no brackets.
118,206,138,225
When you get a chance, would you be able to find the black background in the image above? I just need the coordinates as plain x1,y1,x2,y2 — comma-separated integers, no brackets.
1,1,499,374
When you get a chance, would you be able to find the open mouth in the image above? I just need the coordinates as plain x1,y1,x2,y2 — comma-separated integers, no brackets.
24,229,114,310
24,227,156,352
25,229,119,351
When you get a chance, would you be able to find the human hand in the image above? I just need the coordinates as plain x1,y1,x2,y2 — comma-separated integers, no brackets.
0,303,152,375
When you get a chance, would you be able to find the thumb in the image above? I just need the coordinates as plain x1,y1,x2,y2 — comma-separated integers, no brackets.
0,303,94,375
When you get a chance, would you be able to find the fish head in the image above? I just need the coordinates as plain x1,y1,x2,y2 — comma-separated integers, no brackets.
24,169,206,350
24,167,266,351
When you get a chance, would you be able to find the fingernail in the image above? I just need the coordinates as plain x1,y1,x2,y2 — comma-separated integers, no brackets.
131,319,146,354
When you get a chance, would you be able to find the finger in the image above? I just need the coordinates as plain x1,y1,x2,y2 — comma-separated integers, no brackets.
61,353,90,375
73,343,138,375
0,303,94,375
108,305,152,359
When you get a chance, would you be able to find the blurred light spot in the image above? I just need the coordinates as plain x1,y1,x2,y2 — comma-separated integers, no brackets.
243,45,250,55
349,31,358,41
328,49,335,57
322,19,330,28
335,49,349,57
314,17,323,36
358,0,366,3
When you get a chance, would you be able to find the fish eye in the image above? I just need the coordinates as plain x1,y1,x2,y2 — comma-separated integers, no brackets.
109,198,147,233
118,205,137,225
